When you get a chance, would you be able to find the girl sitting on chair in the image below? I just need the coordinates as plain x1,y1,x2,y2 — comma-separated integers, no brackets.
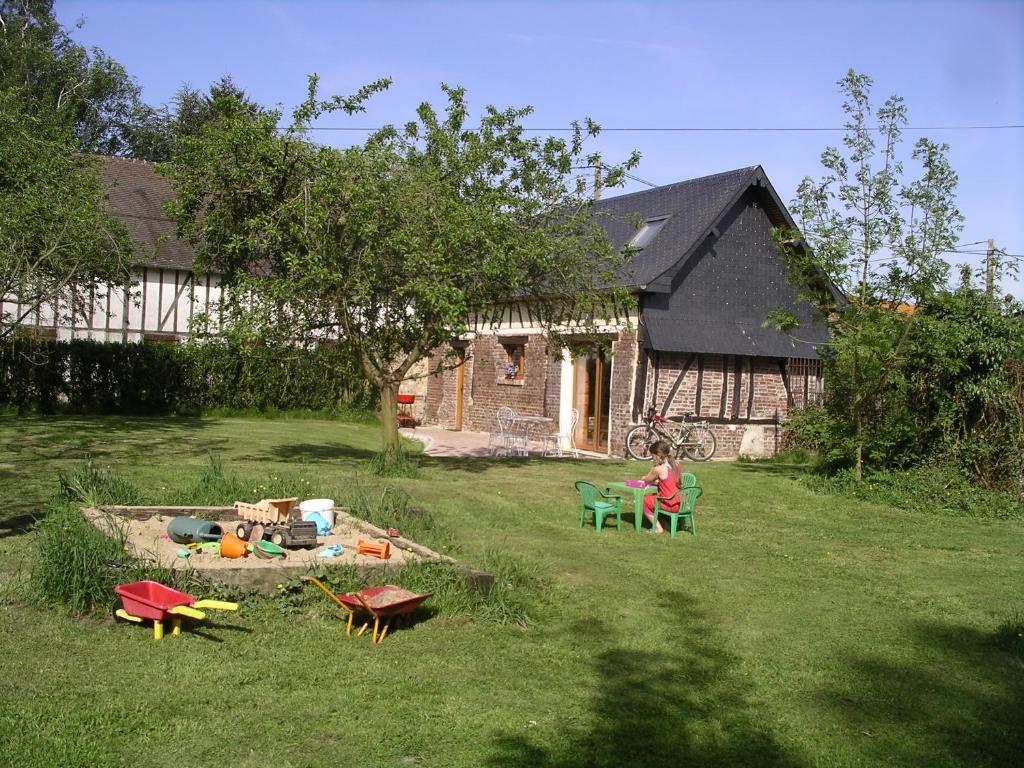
640,440,681,534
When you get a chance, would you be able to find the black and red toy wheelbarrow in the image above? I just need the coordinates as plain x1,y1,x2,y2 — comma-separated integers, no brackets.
113,580,239,641
305,577,431,644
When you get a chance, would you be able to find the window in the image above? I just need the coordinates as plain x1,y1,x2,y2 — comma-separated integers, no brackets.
629,216,669,250
501,342,526,381
788,358,823,406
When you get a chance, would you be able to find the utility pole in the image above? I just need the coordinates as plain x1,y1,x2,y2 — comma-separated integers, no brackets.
986,238,996,298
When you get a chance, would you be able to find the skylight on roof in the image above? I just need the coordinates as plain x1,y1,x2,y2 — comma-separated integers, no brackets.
629,216,669,250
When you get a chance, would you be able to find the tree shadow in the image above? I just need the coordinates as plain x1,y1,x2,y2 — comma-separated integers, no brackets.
733,462,811,482
270,442,382,464
2,415,217,462
0,511,38,538
487,589,801,768
814,619,1023,765
418,455,596,475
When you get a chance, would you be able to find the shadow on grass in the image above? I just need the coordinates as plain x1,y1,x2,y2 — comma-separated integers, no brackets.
271,442,383,464
733,462,811,482
2,415,216,462
0,511,38,538
274,441,598,476
816,619,1023,765
487,590,800,768
1,415,220,521
418,455,596,475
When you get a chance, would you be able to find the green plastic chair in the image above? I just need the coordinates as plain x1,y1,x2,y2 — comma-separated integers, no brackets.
574,481,622,533
652,485,702,537
681,472,698,489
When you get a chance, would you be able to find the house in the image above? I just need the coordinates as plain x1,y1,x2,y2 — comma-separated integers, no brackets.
6,159,827,455
1,156,224,343
422,166,829,458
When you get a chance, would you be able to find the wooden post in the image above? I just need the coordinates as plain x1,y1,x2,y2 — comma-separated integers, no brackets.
986,238,996,298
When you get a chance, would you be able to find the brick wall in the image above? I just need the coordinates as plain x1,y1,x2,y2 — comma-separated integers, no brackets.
422,338,819,458
644,352,794,458
463,334,556,432
607,330,639,456
425,335,560,433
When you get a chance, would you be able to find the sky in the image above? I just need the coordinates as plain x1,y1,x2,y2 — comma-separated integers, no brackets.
56,0,1024,299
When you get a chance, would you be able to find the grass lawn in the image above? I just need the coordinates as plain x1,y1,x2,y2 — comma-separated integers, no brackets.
0,414,1021,767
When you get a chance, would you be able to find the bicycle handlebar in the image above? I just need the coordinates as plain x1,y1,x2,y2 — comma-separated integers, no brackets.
646,403,698,423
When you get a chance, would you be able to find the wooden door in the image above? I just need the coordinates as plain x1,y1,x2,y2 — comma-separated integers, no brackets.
454,359,464,430
573,348,612,452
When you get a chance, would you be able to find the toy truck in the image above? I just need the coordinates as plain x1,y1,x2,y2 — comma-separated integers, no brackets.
233,497,318,549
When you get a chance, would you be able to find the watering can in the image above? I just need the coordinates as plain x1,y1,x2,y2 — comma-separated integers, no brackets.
167,517,224,544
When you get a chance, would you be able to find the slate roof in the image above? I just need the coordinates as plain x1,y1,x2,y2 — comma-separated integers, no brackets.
595,166,830,359
98,156,196,270
594,166,761,288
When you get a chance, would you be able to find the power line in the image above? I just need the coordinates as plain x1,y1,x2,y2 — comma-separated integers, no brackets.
940,249,1024,259
307,123,1024,133
622,171,657,188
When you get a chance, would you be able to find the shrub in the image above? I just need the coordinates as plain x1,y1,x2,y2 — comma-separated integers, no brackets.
805,464,1023,520
0,336,376,415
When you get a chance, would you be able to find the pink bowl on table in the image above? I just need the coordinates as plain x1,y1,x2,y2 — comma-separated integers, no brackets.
624,479,647,488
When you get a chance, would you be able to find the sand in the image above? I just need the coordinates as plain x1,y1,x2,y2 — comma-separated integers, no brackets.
85,506,446,575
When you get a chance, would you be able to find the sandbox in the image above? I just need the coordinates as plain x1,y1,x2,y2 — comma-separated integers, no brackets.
82,505,476,593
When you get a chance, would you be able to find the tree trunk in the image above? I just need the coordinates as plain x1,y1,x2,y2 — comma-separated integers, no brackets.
378,380,401,462
855,440,863,482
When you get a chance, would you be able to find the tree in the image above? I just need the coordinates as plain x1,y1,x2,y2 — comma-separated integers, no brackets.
0,0,158,158
0,88,134,341
773,70,965,479
124,75,268,162
162,77,638,462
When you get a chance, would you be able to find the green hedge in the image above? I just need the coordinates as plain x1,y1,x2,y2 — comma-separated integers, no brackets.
0,337,375,415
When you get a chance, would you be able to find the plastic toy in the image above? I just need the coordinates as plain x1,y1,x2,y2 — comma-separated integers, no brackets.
305,577,432,644
356,540,390,559
167,517,223,544
113,580,239,640
233,497,317,548
219,531,248,558
250,540,285,559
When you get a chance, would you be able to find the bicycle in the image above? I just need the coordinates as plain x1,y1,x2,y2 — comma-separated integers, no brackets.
625,404,717,462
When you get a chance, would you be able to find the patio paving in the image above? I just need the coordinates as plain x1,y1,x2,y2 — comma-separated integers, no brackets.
401,426,607,459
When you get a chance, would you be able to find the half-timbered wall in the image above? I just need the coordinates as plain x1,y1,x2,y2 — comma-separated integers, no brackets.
3,266,224,342
638,351,822,457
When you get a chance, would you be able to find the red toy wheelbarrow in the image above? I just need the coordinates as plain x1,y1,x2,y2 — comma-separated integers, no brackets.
305,577,431,644
113,580,239,641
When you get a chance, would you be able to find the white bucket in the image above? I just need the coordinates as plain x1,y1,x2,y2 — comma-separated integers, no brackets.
300,498,335,529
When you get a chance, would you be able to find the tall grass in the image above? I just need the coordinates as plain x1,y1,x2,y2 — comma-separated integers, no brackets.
30,462,216,614
806,464,1024,519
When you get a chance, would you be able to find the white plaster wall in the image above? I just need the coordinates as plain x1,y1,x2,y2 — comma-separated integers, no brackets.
5,266,225,342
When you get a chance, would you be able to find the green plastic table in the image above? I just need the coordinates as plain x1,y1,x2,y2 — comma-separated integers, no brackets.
605,482,658,533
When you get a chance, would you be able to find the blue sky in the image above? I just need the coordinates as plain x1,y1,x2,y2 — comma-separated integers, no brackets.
57,0,1024,298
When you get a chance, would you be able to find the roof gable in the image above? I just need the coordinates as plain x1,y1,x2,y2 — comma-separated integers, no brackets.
594,166,760,288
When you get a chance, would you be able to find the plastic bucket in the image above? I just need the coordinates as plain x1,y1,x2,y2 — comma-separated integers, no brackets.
300,499,335,529
219,532,247,559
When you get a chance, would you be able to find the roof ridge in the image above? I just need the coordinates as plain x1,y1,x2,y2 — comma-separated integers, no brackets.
95,154,159,166
595,165,759,205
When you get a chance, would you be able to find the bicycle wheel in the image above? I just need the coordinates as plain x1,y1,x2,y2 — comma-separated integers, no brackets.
682,425,717,461
625,425,654,460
